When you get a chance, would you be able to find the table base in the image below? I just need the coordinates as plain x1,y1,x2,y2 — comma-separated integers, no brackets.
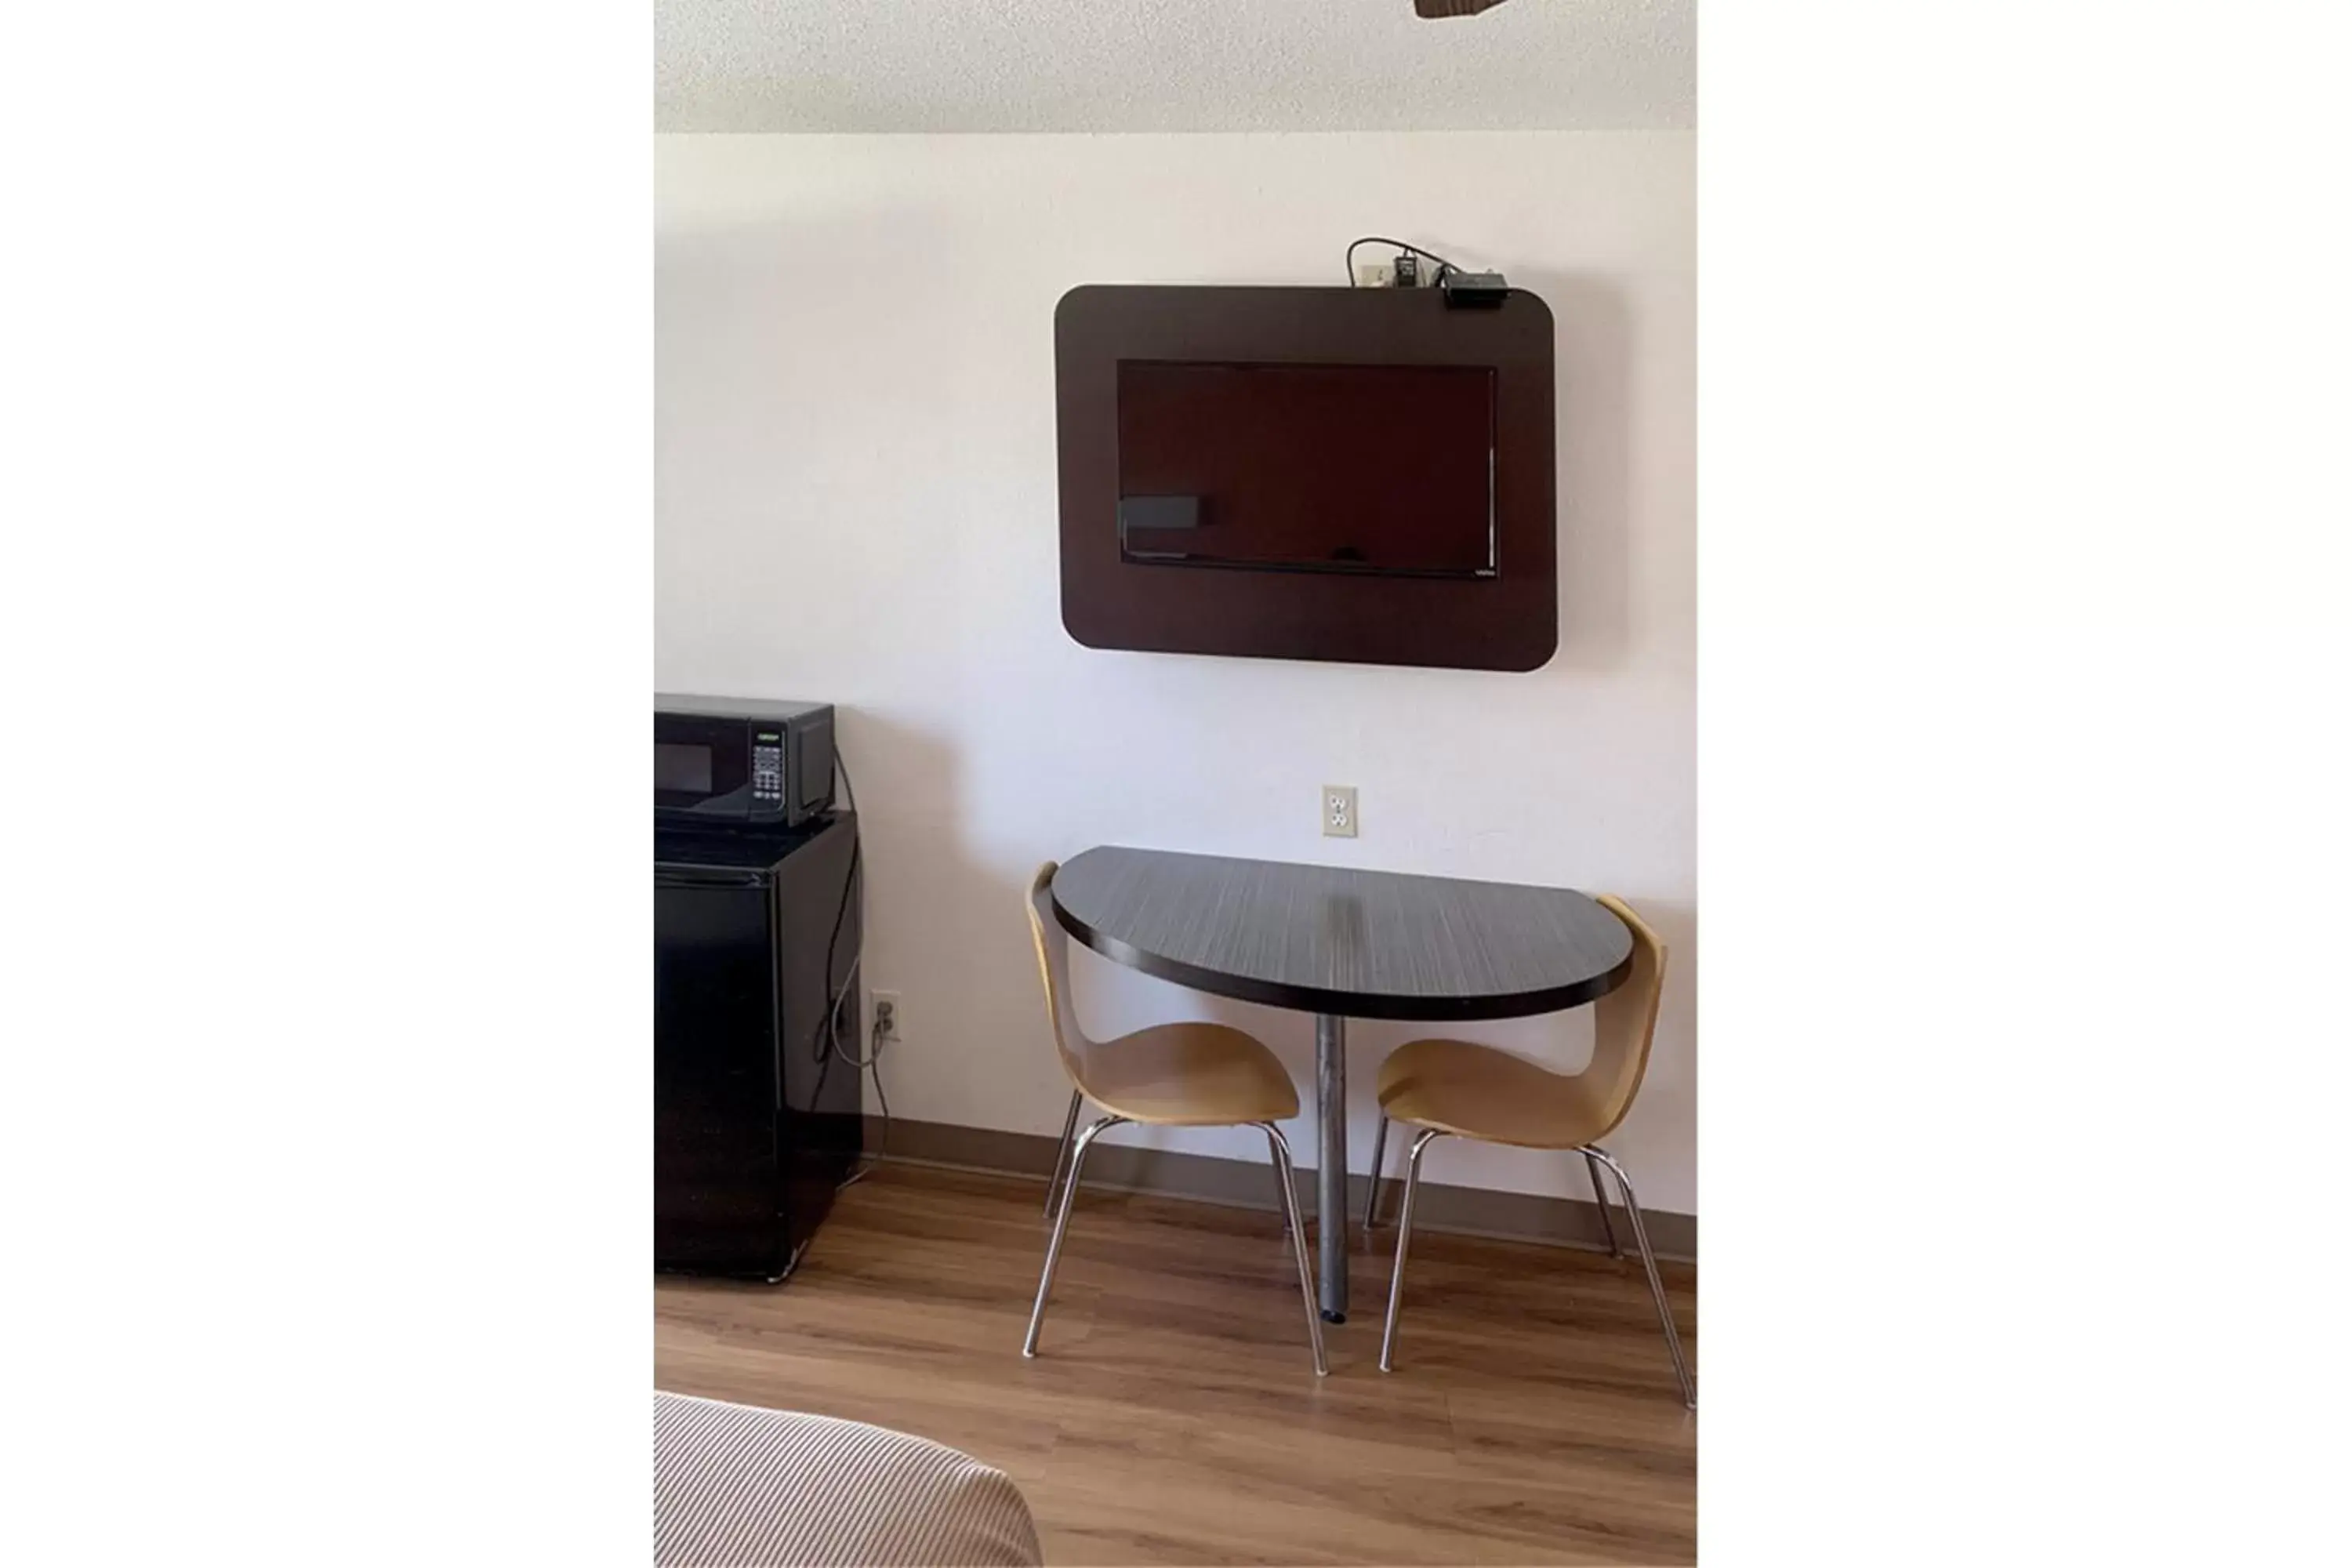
1315,1012,1347,1321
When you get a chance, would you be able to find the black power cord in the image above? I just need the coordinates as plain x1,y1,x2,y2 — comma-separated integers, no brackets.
814,750,862,1062
808,747,892,1192
836,1010,891,1192
1344,235,1468,286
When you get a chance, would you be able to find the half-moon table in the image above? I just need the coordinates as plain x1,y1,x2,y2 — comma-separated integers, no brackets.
1049,845,1635,1322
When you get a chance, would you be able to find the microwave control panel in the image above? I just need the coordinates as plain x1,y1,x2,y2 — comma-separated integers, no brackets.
751,731,785,805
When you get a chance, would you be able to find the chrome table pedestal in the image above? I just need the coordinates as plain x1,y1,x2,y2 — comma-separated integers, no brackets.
1315,1013,1348,1321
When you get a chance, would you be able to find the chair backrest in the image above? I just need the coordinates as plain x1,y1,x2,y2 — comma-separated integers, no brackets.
1581,893,1669,1142
1025,862,1091,1085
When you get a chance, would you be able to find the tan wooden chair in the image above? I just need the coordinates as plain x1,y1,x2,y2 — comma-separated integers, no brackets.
1022,862,1327,1374
1365,892,1693,1406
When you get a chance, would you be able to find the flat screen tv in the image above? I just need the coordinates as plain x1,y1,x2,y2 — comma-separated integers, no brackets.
1116,361,1497,577
1055,285,1555,670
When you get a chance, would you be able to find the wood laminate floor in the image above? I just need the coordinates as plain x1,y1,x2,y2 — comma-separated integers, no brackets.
655,1163,1697,1566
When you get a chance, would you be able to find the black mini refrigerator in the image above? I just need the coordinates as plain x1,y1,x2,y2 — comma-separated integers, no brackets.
655,811,862,1281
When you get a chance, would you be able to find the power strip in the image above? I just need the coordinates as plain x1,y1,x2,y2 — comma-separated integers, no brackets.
1352,249,1440,289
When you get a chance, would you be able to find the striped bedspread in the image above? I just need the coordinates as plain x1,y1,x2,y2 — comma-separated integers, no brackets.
655,1392,1044,1567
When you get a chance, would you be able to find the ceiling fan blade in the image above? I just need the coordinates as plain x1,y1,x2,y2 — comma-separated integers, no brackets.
1414,0,1515,16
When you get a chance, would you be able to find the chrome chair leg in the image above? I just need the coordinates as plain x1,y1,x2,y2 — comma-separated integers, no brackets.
1378,1127,1445,1372
1023,1114,1125,1357
1584,1145,1695,1409
1043,1089,1083,1218
1257,1123,1329,1376
1582,1148,1624,1258
1363,1112,1390,1239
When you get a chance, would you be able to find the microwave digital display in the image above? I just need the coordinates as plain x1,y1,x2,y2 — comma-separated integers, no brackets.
654,742,713,796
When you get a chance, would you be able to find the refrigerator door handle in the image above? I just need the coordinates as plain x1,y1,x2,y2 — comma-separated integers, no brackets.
654,866,771,890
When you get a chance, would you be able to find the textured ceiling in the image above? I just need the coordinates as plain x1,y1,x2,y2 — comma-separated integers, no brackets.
656,0,1694,133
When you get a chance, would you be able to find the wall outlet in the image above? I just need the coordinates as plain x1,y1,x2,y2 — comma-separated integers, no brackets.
870,990,902,1043
1323,785,1358,838
1352,260,1395,288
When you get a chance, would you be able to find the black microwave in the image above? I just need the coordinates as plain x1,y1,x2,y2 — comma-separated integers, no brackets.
655,695,837,828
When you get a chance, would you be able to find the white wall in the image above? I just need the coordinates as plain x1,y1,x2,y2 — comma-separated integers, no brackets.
655,132,1697,1214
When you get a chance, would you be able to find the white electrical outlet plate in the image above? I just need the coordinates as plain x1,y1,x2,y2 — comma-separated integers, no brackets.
871,990,902,1042
1323,786,1358,838
1352,261,1395,288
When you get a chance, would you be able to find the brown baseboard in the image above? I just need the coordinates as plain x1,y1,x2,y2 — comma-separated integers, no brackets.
861,1115,1695,1262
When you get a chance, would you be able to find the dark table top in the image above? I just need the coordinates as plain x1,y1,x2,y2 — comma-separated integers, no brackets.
1050,846,1634,1022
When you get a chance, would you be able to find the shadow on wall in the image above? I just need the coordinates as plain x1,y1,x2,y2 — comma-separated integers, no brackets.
1611,894,1693,1167
828,708,987,1127
1515,270,1634,675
